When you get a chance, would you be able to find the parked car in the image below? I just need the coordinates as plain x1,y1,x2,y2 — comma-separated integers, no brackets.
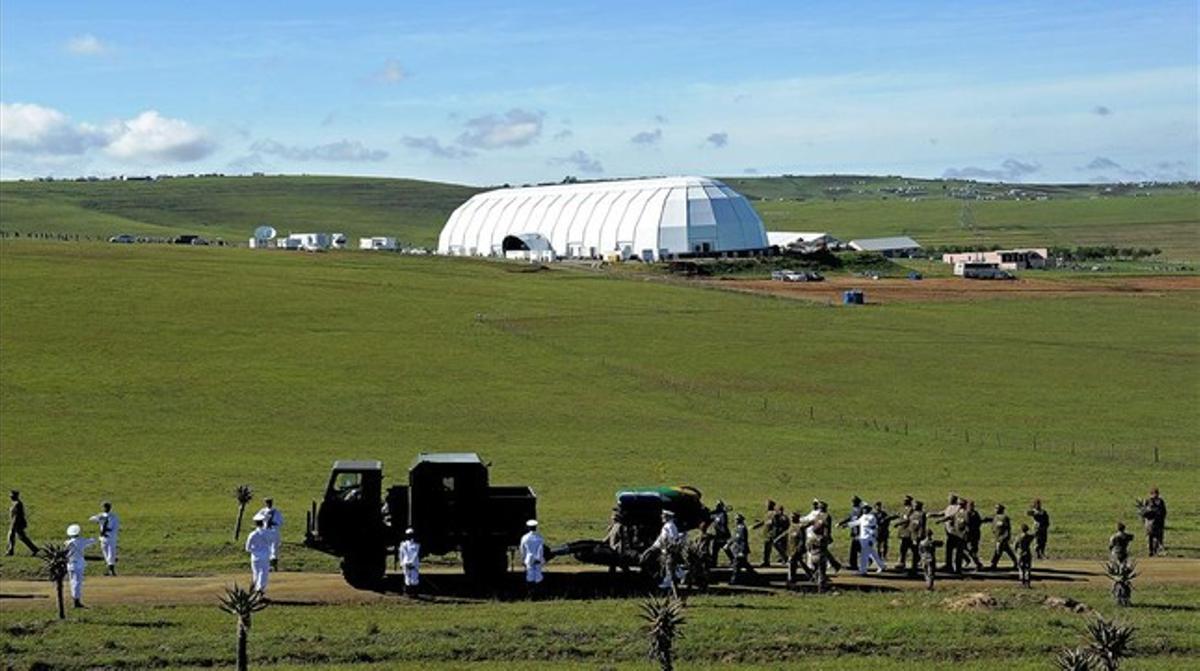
108,234,136,244
771,269,824,282
963,267,1015,280
173,234,209,246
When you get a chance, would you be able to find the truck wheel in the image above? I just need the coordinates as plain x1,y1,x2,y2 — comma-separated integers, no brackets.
462,543,508,584
341,551,385,590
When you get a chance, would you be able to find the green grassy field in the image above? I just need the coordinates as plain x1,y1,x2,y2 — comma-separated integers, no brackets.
1,241,1197,670
0,241,1195,580
3,175,1196,258
2,584,1198,669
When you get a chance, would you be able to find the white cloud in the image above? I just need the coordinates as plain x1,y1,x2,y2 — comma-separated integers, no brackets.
105,110,216,162
66,34,109,56
250,138,388,162
705,132,729,148
457,108,544,149
0,102,106,155
943,158,1041,181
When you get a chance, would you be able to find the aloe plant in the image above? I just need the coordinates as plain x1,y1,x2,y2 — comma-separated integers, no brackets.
640,594,685,671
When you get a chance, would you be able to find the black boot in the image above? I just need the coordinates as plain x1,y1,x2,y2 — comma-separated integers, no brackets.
74,599,85,608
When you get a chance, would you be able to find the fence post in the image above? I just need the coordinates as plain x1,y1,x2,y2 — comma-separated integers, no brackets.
1154,446,1159,464
809,406,814,421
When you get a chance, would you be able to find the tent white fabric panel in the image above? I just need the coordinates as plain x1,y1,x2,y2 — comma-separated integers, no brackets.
438,176,767,260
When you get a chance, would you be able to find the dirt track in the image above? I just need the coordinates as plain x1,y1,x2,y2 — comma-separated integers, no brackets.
718,275,1200,304
2,558,1196,610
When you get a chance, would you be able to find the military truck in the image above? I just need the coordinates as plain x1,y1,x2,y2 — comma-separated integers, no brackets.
303,453,537,589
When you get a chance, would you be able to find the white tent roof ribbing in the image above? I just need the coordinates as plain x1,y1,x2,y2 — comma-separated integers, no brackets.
437,176,769,259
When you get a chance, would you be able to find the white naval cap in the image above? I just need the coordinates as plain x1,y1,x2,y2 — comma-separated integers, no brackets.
66,524,81,537
525,519,538,528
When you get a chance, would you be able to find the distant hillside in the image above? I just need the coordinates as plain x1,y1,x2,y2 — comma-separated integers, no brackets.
0,175,481,247
1,173,1196,256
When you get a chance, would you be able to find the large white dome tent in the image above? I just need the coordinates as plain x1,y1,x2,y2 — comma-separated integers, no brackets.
437,176,769,261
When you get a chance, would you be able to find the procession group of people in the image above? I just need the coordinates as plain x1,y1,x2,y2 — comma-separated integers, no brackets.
2,484,1172,603
633,486,1169,593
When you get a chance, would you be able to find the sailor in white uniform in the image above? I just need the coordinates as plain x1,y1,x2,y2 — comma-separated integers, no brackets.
88,501,120,576
254,498,283,570
64,524,97,608
518,519,545,591
245,514,273,594
398,528,421,595
845,503,887,575
646,510,686,589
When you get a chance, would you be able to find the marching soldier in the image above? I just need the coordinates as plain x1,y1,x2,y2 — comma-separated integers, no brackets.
805,520,831,592
895,496,915,572
783,511,811,585
840,496,864,569
918,529,943,591
1137,488,1167,556
1027,499,1050,559
724,512,754,585
904,500,927,574
64,524,97,608
816,501,842,573
930,494,963,573
873,500,899,559
602,508,632,573
1015,523,1036,587
88,501,120,576
6,490,38,556
1109,522,1134,566
985,503,1018,570
963,500,985,571
708,501,731,567
753,500,777,567
643,511,685,591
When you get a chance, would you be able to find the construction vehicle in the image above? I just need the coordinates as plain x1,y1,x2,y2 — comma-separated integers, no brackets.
303,453,536,589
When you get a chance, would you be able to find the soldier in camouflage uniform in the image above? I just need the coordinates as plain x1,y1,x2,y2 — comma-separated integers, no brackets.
1109,522,1134,566
752,500,780,567
903,500,927,574
783,511,811,585
1015,523,1036,587
805,519,831,592
1027,499,1051,559
707,501,731,567
984,503,1018,570
918,529,943,591
725,513,754,585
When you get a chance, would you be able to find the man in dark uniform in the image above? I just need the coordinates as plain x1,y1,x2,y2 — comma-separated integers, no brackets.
904,500,926,574
963,499,985,571
707,501,731,567
1027,499,1051,559
1137,488,1167,556
985,503,1018,570
783,511,811,586
1109,522,1134,566
840,495,864,569
1015,523,1036,587
6,491,39,556
894,495,914,569
873,500,899,560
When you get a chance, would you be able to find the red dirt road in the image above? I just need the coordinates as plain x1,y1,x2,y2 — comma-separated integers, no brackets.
717,275,1200,304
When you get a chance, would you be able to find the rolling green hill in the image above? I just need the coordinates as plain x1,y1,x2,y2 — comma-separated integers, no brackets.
1,174,1197,257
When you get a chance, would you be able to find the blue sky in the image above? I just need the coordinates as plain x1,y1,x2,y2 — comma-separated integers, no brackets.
1,0,1196,184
